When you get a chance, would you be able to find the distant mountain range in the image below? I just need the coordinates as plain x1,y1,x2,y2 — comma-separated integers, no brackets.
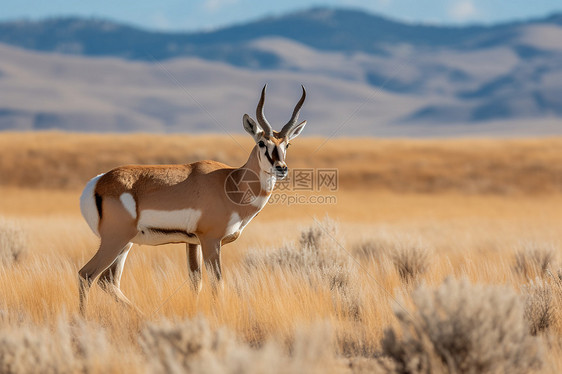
1,7,561,136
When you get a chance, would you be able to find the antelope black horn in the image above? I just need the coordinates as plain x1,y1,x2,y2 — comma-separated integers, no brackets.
256,84,273,137
280,85,306,137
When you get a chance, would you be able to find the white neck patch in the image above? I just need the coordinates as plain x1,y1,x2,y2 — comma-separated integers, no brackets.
260,170,276,193
225,211,242,236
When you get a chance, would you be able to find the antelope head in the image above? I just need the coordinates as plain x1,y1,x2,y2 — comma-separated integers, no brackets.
243,84,307,179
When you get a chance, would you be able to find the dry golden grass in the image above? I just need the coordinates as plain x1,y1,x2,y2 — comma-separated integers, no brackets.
1,132,562,373
1,132,562,194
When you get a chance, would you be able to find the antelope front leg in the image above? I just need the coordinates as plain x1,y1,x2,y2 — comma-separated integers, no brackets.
200,238,223,295
187,243,202,294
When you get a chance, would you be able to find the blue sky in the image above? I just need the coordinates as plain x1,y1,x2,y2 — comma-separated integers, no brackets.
2,0,561,31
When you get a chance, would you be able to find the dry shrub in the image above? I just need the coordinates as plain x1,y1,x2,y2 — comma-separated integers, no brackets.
523,279,554,336
390,242,430,283
289,323,339,372
298,217,339,251
0,318,125,374
381,277,543,374
353,236,430,283
141,317,249,374
348,357,388,374
244,218,362,321
514,242,557,279
244,218,357,294
0,217,27,266
141,317,337,374
353,239,389,262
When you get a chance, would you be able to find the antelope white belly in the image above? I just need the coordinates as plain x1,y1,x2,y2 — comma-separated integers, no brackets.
132,208,202,246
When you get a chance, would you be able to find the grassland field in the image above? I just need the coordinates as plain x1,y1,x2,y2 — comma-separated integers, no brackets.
1,132,562,373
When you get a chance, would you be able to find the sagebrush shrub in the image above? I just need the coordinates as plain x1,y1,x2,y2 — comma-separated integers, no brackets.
141,317,337,374
244,218,362,321
352,239,389,262
352,235,430,283
244,218,355,291
0,318,119,374
523,279,554,336
0,217,27,266
381,277,543,374
390,242,429,283
141,317,242,374
514,242,556,279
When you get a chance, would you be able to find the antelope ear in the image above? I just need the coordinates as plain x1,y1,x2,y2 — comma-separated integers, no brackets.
287,120,306,141
243,114,263,141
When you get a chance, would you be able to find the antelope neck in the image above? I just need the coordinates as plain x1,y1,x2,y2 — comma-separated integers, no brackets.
240,146,277,194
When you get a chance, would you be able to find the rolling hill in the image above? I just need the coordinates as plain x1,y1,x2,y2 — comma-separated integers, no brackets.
0,7,561,135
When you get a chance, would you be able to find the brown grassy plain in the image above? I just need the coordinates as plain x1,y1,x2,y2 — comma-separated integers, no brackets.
1,132,562,373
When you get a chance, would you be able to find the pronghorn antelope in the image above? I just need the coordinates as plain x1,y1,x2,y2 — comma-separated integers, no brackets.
78,85,307,314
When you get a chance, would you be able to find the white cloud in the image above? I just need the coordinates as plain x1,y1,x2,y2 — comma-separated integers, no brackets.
449,0,479,21
203,0,238,12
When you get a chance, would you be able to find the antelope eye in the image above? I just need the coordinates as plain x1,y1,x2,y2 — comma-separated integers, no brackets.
286,143,291,149
258,141,265,148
